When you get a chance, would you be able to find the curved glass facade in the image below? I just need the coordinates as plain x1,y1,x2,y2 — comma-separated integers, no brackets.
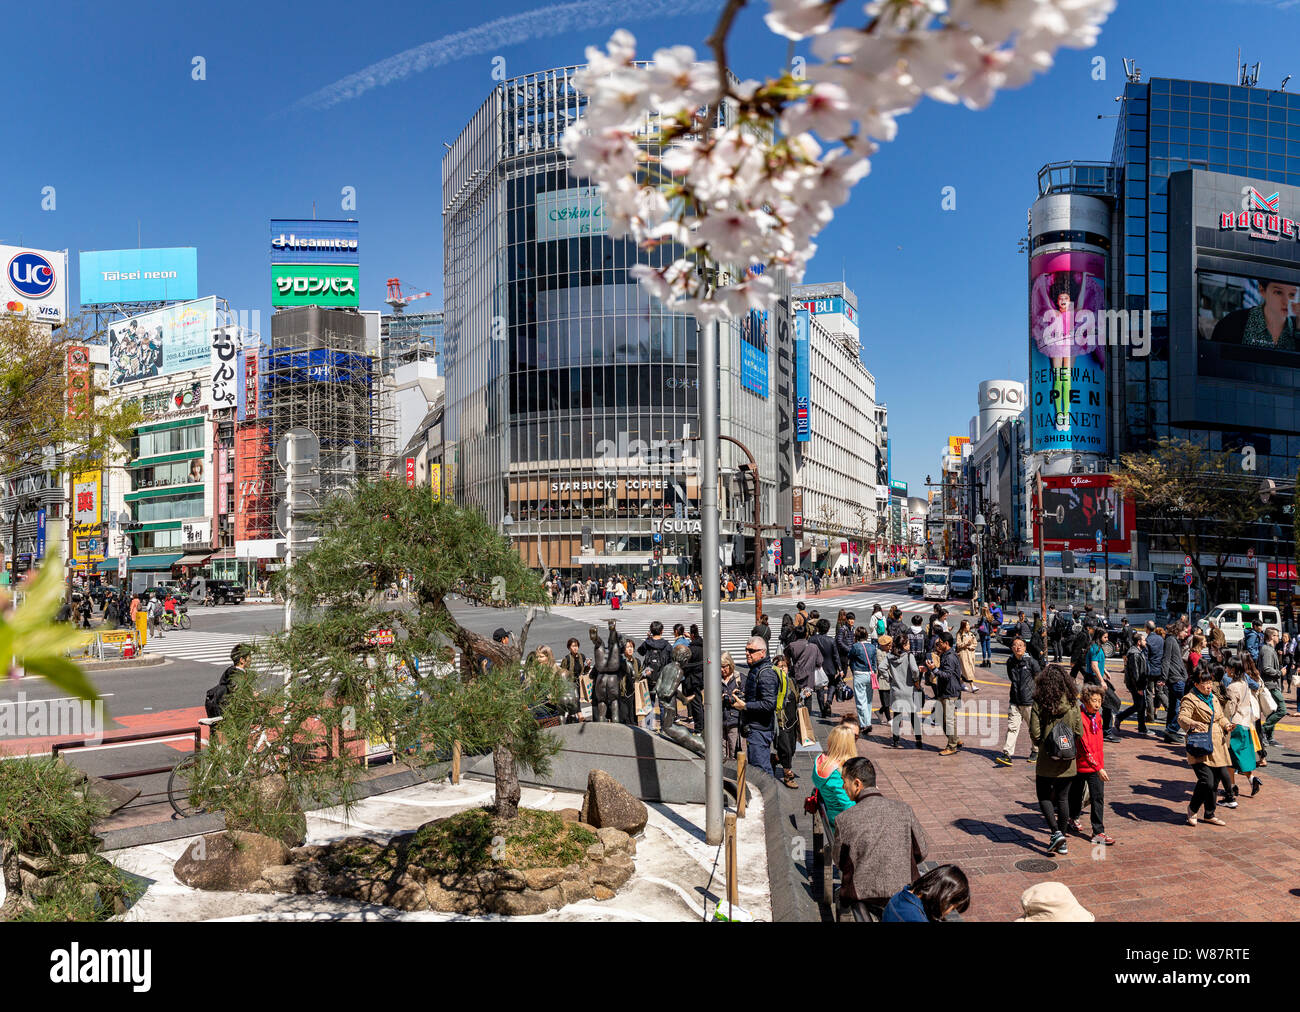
443,68,778,571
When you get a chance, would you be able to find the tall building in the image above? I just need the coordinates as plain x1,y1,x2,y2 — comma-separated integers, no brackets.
441,67,782,573
791,300,882,571
1034,71,1300,611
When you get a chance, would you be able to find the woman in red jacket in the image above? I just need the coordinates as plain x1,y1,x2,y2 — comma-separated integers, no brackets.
1068,684,1114,845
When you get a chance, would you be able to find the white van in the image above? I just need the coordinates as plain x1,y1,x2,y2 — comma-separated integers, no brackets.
1198,603,1281,644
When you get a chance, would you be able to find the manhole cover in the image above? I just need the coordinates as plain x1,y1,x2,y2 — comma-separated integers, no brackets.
1015,858,1059,873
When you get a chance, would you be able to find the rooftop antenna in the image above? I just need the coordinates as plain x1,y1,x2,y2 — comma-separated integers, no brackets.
1121,58,1141,83
1283,75,1292,91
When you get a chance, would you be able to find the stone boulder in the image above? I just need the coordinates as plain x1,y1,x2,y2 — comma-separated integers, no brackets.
580,770,648,836
173,831,289,891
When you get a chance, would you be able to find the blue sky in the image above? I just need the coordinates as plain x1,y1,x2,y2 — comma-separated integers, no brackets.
4,0,1297,498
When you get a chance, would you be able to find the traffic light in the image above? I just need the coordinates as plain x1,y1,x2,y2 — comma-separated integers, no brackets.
1061,550,1075,574
1088,559,1097,574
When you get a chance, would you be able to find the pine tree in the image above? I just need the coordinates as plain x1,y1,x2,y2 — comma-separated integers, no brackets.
196,479,561,828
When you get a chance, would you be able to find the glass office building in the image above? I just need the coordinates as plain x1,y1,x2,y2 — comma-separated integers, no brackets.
442,67,782,573
1037,75,1300,608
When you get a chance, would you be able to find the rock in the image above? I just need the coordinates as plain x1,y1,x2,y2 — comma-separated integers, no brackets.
256,864,303,893
558,808,582,823
18,853,55,874
389,877,431,912
580,770,648,836
597,828,632,855
561,862,586,882
522,867,564,891
173,831,289,892
591,852,635,890
289,845,327,864
558,877,593,905
494,887,562,916
593,885,615,901
585,843,606,862
294,863,328,893
20,869,60,900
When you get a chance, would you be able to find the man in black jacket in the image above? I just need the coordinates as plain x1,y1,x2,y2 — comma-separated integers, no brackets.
734,637,779,778
683,626,706,732
994,636,1041,765
811,617,839,717
205,643,252,718
1161,622,1189,743
933,633,965,755
1115,631,1150,736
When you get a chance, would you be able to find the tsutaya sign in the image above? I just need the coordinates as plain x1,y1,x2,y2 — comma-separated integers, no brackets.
1219,187,1298,242
653,517,702,535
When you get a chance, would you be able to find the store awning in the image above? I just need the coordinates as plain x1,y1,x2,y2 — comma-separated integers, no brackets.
177,553,211,566
96,555,186,572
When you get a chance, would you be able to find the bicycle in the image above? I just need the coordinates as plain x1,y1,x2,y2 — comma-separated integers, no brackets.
162,607,191,630
167,716,322,818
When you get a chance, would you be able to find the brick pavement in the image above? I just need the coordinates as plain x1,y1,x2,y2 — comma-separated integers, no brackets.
830,658,1300,922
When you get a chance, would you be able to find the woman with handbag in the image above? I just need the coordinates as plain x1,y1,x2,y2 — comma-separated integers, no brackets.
1179,666,1234,826
1223,662,1263,802
1028,664,1084,855
956,619,979,693
849,626,876,730
977,605,995,667
880,635,921,750
811,724,861,832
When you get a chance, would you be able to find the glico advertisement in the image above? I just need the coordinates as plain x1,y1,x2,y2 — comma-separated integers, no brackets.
1034,474,1133,553
1029,250,1107,453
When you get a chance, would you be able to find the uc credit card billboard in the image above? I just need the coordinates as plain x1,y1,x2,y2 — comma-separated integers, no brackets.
79,248,198,305
2,246,68,323
270,219,359,265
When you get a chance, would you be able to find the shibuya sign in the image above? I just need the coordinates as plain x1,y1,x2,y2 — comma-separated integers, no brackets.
653,517,702,535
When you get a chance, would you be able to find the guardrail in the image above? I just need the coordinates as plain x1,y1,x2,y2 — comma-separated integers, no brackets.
52,726,202,780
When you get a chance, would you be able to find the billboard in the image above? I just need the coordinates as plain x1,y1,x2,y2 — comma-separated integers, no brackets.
2,246,68,323
236,349,259,423
794,309,811,442
108,297,218,386
794,296,856,325
271,264,359,308
269,219,359,265
1036,474,1133,552
209,326,238,409
534,186,607,241
740,307,769,397
79,248,198,305
1197,270,1300,375
66,345,91,420
234,426,272,542
1029,249,1107,453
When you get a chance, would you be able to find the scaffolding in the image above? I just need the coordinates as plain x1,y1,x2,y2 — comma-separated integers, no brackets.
239,307,395,547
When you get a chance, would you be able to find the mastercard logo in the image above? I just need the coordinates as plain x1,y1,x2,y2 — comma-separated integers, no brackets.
5,300,23,312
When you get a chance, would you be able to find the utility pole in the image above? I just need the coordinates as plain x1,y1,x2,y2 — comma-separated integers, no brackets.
1035,470,1048,635
700,317,723,847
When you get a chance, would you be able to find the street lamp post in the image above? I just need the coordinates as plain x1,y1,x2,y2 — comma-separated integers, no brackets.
719,434,763,626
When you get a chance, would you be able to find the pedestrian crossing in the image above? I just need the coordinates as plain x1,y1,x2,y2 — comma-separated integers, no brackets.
145,630,257,667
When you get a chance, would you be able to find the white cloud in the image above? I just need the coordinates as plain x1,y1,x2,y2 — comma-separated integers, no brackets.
284,0,724,114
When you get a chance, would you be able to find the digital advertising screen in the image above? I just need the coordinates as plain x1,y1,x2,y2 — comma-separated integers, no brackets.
1036,474,1133,552
740,307,769,397
1029,249,1107,454
79,248,197,305
1197,270,1300,378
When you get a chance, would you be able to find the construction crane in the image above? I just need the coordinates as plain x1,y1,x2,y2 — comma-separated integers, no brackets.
385,277,432,314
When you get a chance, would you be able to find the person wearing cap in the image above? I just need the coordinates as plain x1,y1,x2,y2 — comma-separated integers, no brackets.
481,628,512,675
1014,882,1094,922
205,643,253,718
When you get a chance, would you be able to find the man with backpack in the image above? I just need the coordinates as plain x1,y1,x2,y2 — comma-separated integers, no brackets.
1050,609,1072,663
205,643,253,718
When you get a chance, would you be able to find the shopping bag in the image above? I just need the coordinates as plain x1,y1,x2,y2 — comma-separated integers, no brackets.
634,678,651,716
1259,687,1277,717
797,705,818,747
579,674,593,702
